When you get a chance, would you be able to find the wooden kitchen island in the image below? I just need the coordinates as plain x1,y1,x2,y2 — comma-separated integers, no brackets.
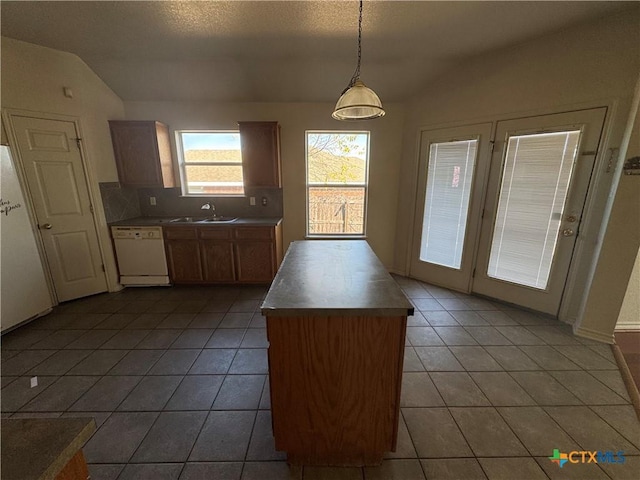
261,240,414,466
1,417,96,480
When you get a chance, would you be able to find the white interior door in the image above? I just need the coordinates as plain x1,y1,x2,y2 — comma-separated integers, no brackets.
9,114,108,302
409,123,492,291
472,108,606,315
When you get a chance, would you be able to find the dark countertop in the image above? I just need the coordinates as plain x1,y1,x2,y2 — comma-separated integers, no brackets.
1,417,96,480
109,216,283,227
261,240,414,317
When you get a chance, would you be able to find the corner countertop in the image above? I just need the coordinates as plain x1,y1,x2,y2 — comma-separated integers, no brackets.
109,216,283,227
261,240,414,317
1,417,96,480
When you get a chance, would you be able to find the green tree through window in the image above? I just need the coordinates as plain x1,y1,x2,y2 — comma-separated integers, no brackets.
306,132,369,236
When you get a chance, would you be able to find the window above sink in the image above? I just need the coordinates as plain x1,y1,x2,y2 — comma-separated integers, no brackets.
176,131,245,197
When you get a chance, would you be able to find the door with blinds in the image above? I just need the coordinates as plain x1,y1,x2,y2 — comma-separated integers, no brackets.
472,108,606,315
409,123,493,291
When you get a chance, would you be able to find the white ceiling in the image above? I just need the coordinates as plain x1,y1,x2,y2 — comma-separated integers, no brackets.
1,1,634,103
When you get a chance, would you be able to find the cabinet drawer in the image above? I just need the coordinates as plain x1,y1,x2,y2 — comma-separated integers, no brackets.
234,226,274,240
164,227,198,240
199,228,233,240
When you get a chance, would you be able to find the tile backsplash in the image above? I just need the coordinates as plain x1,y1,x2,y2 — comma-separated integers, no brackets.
137,187,283,218
99,182,141,223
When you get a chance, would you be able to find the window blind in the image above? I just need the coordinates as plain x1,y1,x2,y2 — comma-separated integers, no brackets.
487,131,581,289
419,139,478,269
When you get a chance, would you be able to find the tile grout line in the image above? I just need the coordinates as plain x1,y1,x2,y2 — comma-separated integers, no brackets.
3,283,637,478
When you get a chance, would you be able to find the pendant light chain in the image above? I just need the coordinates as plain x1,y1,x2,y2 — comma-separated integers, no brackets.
349,0,364,88
332,0,384,120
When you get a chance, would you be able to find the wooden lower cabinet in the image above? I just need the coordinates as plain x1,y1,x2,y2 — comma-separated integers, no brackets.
235,226,277,283
165,239,203,283
164,223,281,284
235,241,275,282
202,240,236,282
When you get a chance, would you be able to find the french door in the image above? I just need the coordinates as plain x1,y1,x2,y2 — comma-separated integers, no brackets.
473,108,606,314
410,108,606,316
409,123,493,291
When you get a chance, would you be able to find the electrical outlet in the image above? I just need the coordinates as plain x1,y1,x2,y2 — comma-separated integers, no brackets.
250,196,256,206
261,197,268,206
150,196,156,206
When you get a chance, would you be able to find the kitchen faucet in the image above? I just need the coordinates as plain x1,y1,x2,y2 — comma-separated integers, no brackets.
201,202,217,217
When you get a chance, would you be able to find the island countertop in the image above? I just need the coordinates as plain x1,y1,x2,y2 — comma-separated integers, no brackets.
261,240,414,317
1,417,96,480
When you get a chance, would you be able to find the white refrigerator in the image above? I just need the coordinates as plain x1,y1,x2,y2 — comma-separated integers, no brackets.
1,144,53,332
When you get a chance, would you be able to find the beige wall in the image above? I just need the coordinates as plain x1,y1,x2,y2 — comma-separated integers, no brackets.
1,37,126,292
581,74,640,338
123,102,405,268
2,6,638,332
394,8,640,338
616,250,640,331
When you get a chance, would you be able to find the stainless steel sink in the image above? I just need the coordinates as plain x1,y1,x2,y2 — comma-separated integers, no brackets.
197,216,237,223
170,216,202,223
168,216,237,223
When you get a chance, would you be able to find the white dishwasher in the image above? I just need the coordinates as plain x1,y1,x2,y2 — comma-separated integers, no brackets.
111,226,170,285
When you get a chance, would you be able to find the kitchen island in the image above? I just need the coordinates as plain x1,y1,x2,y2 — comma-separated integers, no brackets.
261,240,413,466
1,417,96,480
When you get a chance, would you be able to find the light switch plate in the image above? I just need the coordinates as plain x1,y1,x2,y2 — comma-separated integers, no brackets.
150,196,156,206
250,196,256,206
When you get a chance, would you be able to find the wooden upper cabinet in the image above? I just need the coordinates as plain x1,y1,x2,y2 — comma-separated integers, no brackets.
239,121,282,188
109,120,175,188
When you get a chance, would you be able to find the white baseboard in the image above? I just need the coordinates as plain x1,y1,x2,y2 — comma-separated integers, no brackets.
573,324,616,344
614,323,640,332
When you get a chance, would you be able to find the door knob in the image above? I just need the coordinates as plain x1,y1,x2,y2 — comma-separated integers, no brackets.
562,228,574,237
40,223,53,230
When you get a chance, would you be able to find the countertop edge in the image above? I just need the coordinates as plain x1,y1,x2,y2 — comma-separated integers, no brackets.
42,419,96,480
108,216,282,227
260,307,414,317
1,417,97,480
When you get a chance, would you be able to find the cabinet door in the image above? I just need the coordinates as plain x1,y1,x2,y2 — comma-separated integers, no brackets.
202,240,236,282
109,121,174,188
239,121,281,188
165,239,203,283
235,241,275,283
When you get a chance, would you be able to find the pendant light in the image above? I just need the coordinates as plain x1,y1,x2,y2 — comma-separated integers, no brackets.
332,0,385,121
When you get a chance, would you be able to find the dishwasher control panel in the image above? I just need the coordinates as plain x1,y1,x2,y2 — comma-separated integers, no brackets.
111,226,163,239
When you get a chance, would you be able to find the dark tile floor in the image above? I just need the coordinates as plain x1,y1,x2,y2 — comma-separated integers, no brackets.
1,278,639,479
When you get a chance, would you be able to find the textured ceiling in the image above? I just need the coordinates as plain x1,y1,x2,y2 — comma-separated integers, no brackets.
1,1,634,102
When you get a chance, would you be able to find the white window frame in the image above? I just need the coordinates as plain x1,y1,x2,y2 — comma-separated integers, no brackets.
176,130,244,197
305,130,370,238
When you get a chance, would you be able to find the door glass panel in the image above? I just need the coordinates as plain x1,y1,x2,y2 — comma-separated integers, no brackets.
487,130,581,289
419,139,478,269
